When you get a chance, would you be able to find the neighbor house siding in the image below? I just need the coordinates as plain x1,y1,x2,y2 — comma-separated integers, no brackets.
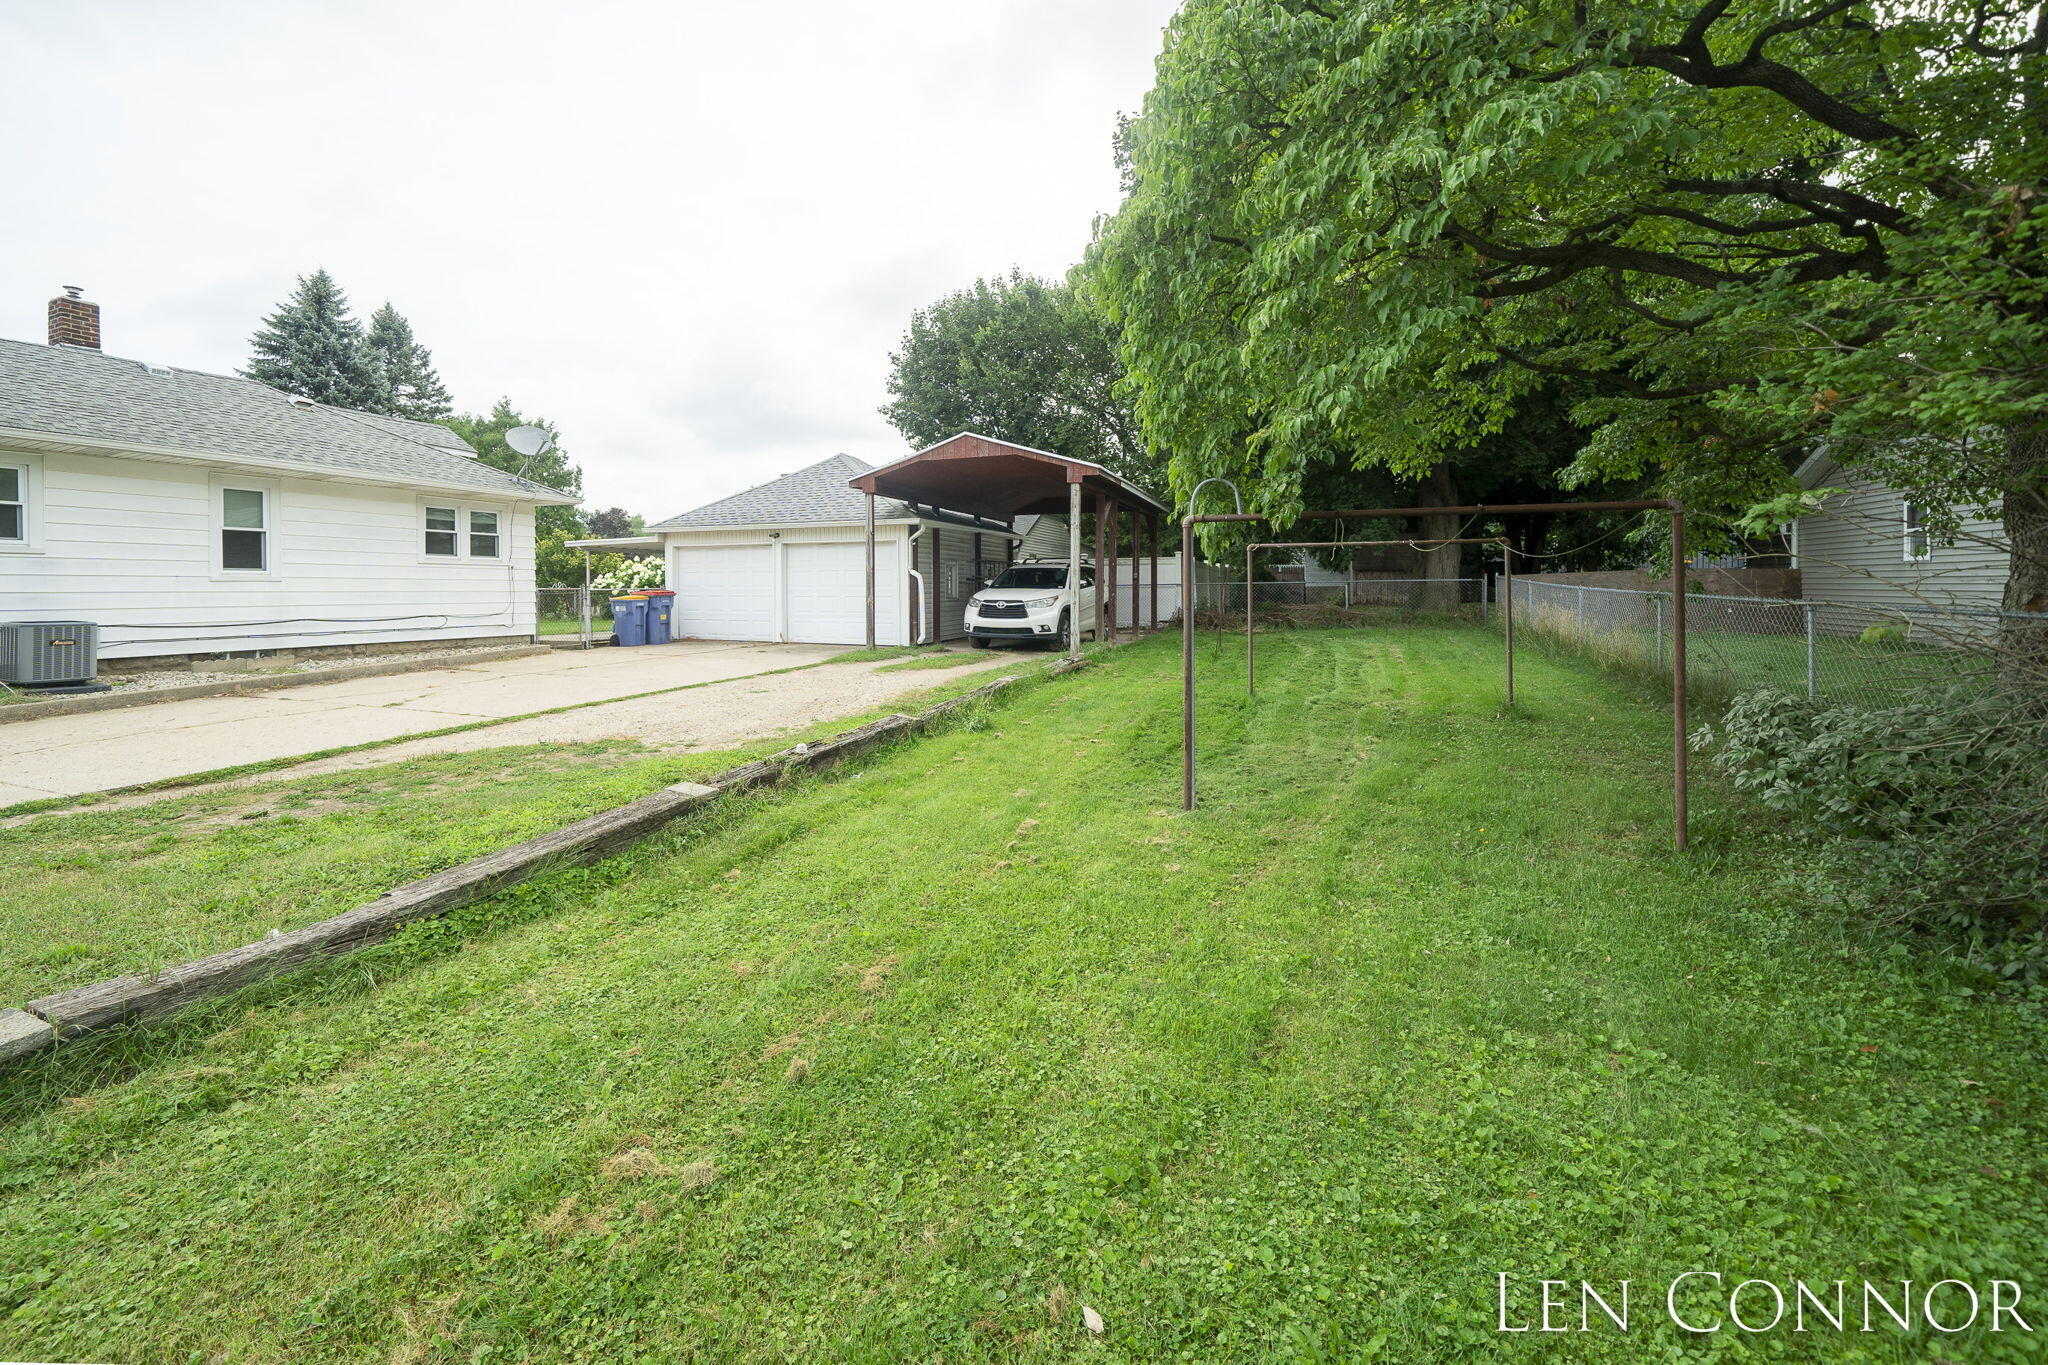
1796,455,2009,614
0,446,536,660
928,523,987,642
1017,515,1070,560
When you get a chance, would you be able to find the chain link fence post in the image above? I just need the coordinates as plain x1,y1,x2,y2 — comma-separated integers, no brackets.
1804,602,1818,699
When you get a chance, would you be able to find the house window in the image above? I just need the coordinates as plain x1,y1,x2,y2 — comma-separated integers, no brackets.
0,465,22,541
469,510,501,558
1903,500,1931,562
220,487,268,571
425,506,458,557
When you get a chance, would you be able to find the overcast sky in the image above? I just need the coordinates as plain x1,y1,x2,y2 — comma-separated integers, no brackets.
0,0,1180,514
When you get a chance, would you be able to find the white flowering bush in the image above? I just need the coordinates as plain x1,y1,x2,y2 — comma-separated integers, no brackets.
593,558,667,595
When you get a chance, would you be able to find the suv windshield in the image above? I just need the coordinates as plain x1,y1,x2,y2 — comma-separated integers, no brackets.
987,565,1067,591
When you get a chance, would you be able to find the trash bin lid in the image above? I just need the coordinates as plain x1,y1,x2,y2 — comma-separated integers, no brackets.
610,594,648,601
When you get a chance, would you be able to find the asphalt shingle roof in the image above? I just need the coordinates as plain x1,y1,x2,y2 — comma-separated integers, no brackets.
0,338,574,502
649,453,1011,533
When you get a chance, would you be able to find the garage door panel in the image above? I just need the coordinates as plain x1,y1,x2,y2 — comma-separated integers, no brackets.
787,542,899,645
672,545,774,641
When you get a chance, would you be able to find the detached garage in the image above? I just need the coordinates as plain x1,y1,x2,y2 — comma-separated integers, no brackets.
644,454,1017,646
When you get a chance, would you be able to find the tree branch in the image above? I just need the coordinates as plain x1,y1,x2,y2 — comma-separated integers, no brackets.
1660,175,1910,231
1625,0,1916,144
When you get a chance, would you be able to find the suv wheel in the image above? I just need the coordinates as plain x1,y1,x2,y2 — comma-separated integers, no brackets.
1051,610,1072,652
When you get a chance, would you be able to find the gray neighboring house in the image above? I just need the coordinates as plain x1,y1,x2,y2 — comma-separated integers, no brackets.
1792,448,2012,614
640,453,1018,646
0,288,575,664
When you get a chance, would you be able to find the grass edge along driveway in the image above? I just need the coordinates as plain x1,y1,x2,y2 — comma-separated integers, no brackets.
1,627,2043,1363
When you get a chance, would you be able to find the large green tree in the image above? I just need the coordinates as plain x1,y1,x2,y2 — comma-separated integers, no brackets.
366,303,454,421
1092,0,2048,614
448,399,588,585
243,269,385,411
881,269,1157,485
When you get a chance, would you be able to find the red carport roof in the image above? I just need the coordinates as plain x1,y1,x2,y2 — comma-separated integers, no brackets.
847,432,1170,521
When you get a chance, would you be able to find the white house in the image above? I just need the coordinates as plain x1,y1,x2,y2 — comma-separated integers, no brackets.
637,453,1021,646
0,289,575,666
1791,448,2011,615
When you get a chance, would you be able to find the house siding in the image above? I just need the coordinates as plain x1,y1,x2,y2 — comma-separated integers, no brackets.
0,446,536,660
927,524,989,642
1796,455,2009,614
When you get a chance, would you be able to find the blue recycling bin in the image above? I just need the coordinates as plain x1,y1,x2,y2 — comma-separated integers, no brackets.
642,589,676,645
610,595,649,647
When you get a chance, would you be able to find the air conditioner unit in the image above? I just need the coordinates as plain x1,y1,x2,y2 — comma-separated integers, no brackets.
0,621,100,685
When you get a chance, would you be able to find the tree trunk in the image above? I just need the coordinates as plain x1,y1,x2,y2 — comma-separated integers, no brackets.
1412,461,1461,613
2000,425,2048,689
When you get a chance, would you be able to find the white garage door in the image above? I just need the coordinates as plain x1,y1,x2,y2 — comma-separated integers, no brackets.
671,545,774,641
786,541,900,645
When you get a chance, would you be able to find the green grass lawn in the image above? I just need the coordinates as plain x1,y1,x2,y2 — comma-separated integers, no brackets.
536,616,593,636
1,627,2042,1362
1516,607,1981,706
0,662,1032,1003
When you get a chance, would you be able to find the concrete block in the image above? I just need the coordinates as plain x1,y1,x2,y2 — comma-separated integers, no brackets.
664,781,719,798
0,1008,55,1063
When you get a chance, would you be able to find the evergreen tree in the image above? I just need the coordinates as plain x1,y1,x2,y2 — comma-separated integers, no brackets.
366,302,454,422
242,269,385,411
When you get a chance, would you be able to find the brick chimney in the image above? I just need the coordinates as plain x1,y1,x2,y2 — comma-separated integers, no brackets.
48,285,101,350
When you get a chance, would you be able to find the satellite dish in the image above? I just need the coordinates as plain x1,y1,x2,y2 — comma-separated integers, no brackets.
505,425,554,458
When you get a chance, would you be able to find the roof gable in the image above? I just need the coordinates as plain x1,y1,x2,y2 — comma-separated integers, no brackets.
647,453,901,530
0,338,572,502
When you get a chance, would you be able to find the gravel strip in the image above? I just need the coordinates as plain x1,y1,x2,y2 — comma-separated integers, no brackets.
95,644,527,696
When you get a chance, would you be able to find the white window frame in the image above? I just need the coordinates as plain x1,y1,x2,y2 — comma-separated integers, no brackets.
0,454,42,554
210,475,280,581
468,508,503,559
418,498,510,564
422,503,461,559
1902,499,1932,563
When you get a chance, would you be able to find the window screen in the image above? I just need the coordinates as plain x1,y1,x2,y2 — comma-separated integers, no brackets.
221,487,267,571
425,506,458,556
0,466,20,541
469,510,501,558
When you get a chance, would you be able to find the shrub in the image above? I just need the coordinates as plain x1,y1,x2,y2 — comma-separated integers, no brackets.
593,558,666,595
1706,688,2048,977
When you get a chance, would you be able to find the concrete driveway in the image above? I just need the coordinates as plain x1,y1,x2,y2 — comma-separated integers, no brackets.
0,641,855,806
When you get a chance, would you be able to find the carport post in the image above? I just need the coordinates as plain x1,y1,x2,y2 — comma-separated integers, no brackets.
1067,478,1083,659
1104,498,1120,641
864,492,877,649
1128,507,1140,631
581,549,593,647
1149,514,1160,630
1093,492,1108,645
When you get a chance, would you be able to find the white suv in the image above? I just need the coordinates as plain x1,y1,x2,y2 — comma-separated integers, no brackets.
964,561,1095,650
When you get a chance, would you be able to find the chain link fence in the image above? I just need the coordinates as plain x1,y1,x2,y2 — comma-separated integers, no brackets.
1508,579,2032,706
536,587,615,644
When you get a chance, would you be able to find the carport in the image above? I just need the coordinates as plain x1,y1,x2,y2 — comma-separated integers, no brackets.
849,433,1172,658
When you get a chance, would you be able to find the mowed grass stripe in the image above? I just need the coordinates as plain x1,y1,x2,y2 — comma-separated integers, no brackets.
0,629,2041,1363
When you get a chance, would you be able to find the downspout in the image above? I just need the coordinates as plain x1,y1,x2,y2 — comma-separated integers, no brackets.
906,524,931,645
